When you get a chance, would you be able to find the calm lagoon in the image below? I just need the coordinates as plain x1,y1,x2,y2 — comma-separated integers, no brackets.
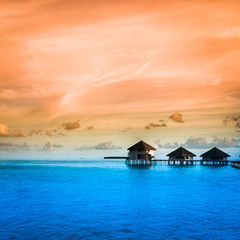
0,160,240,240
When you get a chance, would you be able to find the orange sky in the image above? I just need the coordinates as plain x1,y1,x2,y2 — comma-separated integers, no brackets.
0,0,240,159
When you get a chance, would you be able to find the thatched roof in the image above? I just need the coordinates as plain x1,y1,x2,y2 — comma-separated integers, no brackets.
127,140,156,151
200,147,230,158
166,147,196,157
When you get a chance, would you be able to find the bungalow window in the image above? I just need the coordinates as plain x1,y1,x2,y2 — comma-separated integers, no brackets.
137,154,148,159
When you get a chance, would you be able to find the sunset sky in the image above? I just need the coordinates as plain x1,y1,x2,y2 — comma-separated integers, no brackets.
0,0,240,160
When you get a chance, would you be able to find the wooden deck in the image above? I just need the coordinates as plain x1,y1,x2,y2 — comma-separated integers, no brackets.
105,156,240,166
151,159,240,166
231,161,240,168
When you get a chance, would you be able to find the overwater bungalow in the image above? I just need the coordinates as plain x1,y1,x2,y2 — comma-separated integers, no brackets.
166,147,196,166
200,147,230,165
125,140,156,166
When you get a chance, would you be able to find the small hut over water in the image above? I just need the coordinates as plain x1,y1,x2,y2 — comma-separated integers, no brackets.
200,147,230,165
126,140,156,166
166,147,196,166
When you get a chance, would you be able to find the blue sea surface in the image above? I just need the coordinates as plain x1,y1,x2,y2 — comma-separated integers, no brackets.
0,160,240,240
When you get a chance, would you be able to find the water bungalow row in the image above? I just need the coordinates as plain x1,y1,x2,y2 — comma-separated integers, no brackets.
124,140,239,167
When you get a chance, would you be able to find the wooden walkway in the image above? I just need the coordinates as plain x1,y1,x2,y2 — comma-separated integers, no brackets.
151,159,240,166
152,159,239,163
104,157,240,166
104,156,240,168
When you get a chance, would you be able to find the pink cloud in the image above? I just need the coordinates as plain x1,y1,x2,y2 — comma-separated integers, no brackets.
169,112,184,123
58,132,66,136
86,125,94,130
11,129,27,137
46,130,53,137
0,123,9,137
62,120,80,130
28,129,44,136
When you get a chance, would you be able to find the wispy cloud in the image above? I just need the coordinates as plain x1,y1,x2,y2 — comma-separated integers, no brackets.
11,129,27,137
28,129,45,136
46,130,53,137
169,113,184,123
0,123,27,137
223,115,240,132
86,125,94,130
184,136,240,148
28,128,65,137
121,127,133,132
75,141,122,151
216,27,240,38
154,140,179,149
0,123,9,137
58,132,66,136
38,142,64,151
145,122,167,130
0,142,30,151
61,120,80,130
155,136,240,149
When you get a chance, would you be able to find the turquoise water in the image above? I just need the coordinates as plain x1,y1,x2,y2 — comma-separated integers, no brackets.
0,160,240,240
